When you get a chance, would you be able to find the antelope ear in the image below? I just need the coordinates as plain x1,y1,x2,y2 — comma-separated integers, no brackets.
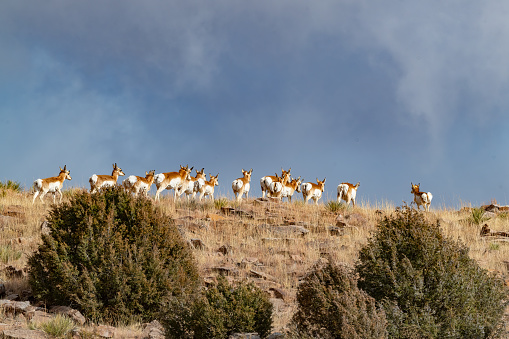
323,178,326,183
288,167,291,172
216,173,219,178
250,168,253,173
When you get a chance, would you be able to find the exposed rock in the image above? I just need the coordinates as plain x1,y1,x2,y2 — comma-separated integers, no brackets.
258,224,309,237
190,238,207,250
2,328,48,339
29,310,53,324
94,325,115,338
336,213,367,228
267,332,285,339
0,300,33,319
212,265,239,276
250,270,276,282
283,220,310,227
203,275,217,285
328,225,344,236
269,287,287,301
221,207,254,218
49,306,86,325
229,333,260,339
4,294,19,301
40,221,51,236
261,238,297,244
142,320,165,339
218,245,233,255
177,220,208,232
238,257,259,268
480,224,509,237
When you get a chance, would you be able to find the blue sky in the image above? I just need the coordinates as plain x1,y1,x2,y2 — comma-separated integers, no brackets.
2,1,509,208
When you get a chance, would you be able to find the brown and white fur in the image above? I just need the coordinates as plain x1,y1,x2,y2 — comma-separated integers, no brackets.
179,168,206,200
301,178,326,205
123,170,156,197
337,182,360,207
268,171,292,199
89,163,125,193
199,173,219,201
411,182,433,211
280,176,302,203
232,168,253,201
260,168,291,198
33,165,72,204
154,165,193,201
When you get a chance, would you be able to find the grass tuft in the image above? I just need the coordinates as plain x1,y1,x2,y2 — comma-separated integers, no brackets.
34,314,75,337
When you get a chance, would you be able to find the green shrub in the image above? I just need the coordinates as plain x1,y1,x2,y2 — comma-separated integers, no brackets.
28,186,200,324
356,206,508,338
214,198,229,210
162,275,273,338
292,260,387,339
325,201,346,213
470,207,491,225
0,180,22,196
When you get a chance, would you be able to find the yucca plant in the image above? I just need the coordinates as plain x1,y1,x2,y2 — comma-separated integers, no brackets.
0,180,22,192
325,201,345,213
214,198,229,210
470,207,491,225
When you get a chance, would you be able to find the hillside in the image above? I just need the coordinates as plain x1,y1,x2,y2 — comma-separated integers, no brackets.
0,188,509,337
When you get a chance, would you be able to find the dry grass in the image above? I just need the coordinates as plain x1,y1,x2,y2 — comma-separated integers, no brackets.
1,188,509,333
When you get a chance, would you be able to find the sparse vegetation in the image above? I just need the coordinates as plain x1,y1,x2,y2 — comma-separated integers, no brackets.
325,200,345,213
471,206,491,225
27,186,200,324
356,206,509,338
214,198,229,210
32,313,76,337
0,245,22,264
0,187,509,335
0,180,22,192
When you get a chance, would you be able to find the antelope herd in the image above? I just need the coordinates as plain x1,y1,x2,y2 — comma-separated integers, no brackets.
31,164,433,210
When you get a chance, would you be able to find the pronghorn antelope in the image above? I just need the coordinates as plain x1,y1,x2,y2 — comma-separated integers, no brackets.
280,176,302,203
268,171,292,199
232,168,253,201
33,165,72,204
154,165,193,201
199,173,219,201
179,168,206,200
411,182,433,211
301,178,326,205
123,170,156,197
89,163,125,193
260,168,291,198
337,182,360,207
